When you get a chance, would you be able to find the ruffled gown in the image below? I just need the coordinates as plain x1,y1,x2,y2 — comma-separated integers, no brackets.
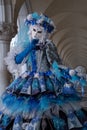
0,39,87,130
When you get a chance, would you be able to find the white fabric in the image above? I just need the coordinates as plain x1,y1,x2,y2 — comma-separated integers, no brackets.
4,46,26,74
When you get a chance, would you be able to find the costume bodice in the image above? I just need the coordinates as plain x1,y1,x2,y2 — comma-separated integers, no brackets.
27,42,50,73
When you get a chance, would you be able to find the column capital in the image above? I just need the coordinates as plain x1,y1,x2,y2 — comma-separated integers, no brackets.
0,22,17,41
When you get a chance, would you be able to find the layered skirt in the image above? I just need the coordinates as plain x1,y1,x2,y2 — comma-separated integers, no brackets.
0,71,87,130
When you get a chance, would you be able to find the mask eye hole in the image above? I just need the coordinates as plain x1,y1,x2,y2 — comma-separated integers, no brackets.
33,28,36,32
38,31,42,33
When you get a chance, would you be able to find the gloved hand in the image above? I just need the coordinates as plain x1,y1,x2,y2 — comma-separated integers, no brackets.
15,39,39,64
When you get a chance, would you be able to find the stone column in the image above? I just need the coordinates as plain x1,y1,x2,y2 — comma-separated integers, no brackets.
0,22,16,95
0,0,17,95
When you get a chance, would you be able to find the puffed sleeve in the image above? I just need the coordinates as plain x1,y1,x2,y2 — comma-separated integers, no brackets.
4,46,26,74
46,40,62,65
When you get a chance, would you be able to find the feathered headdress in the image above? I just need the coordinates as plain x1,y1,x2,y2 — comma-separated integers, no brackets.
25,12,56,34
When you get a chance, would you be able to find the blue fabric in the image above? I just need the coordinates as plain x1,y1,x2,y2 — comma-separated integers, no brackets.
52,61,71,81
30,50,37,72
52,116,65,130
2,115,10,127
52,61,62,78
71,75,87,95
15,39,38,64
62,86,76,95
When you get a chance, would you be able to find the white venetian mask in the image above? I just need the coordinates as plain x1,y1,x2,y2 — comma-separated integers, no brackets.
29,25,48,42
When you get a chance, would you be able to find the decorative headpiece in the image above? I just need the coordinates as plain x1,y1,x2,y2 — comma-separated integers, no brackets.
25,12,56,34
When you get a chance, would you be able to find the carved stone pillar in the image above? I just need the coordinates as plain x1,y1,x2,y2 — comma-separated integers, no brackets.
0,22,16,95
0,0,18,95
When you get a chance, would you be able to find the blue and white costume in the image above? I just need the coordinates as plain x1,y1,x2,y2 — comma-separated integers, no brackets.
0,12,87,130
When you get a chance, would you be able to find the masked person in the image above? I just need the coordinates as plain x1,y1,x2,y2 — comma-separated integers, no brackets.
0,12,87,130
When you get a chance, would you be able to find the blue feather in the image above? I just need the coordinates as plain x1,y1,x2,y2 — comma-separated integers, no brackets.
80,78,87,87
15,39,38,64
2,93,16,108
38,95,51,112
52,61,62,78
